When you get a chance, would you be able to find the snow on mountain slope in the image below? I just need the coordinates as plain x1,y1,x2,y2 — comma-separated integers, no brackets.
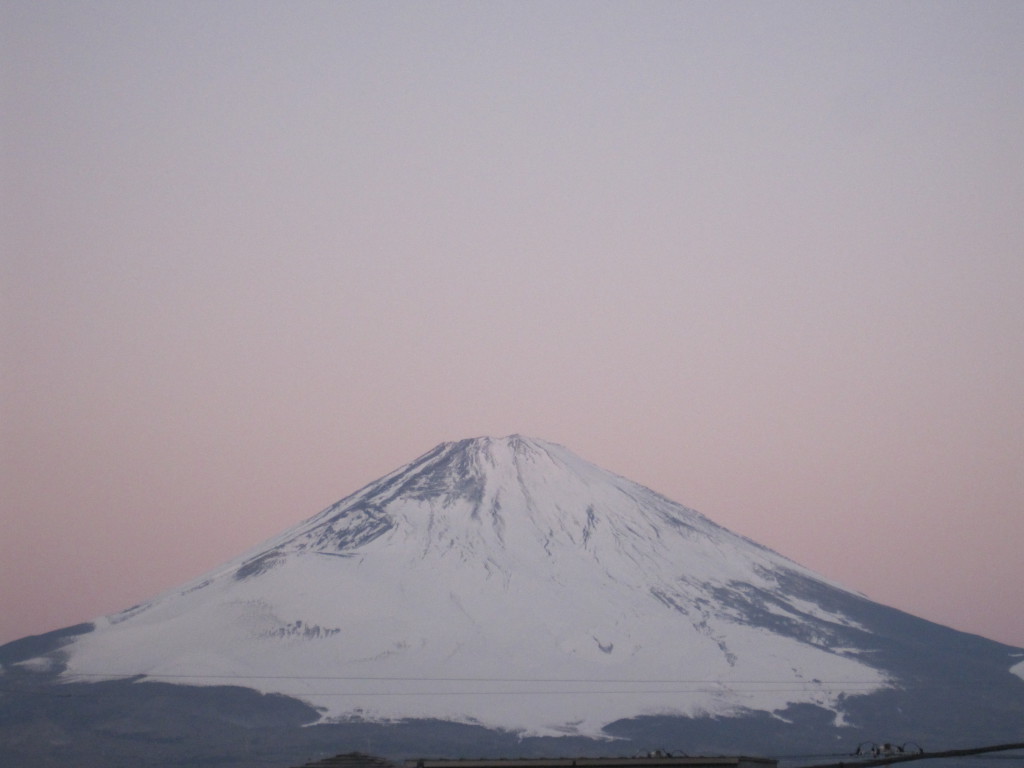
1012,657,1024,680
48,436,890,736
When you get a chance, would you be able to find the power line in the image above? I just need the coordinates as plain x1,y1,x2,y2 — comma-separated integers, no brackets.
798,743,1024,768
11,671,1007,701
52,673,901,684
17,671,1003,699
0,686,73,697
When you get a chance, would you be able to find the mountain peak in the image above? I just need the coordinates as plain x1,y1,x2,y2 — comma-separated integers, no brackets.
268,434,712,567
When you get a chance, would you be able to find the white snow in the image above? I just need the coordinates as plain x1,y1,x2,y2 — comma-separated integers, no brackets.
1011,659,1024,681
48,435,890,737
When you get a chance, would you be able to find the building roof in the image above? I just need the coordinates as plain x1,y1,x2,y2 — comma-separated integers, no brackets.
407,757,777,768
296,752,777,768
298,752,398,768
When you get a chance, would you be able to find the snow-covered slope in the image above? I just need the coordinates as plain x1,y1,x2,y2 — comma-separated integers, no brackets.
45,436,895,736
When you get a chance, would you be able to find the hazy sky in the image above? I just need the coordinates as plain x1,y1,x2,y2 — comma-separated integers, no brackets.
3,1,1023,649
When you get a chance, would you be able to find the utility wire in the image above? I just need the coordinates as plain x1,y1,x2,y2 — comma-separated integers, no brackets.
50,673,910,684
6,671,1001,698
798,742,1024,768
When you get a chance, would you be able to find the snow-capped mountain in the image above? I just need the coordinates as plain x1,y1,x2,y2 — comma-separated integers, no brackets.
45,435,893,735
5,435,1024,759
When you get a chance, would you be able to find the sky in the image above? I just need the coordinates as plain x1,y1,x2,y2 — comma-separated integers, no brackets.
2,1,1023,650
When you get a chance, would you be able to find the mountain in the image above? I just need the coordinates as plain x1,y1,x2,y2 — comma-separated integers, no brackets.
2,436,1023,766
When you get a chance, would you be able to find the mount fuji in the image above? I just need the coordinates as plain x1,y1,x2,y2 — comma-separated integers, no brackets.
3,436,1023,765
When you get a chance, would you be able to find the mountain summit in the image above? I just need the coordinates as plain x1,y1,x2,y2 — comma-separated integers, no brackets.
7,436,1024,750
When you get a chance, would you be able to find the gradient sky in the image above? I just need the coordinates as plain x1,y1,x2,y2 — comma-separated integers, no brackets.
2,1,1023,650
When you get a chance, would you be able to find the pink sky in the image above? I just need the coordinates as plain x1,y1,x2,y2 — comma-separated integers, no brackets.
2,2,1023,649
